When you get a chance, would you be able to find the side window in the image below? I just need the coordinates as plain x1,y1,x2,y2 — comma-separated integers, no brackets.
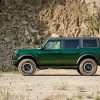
83,39,97,48
61,39,80,49
45,41,61,49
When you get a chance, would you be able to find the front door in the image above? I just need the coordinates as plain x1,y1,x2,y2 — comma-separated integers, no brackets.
38,40,63,65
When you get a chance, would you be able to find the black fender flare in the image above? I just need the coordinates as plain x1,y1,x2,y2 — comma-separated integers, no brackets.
77,54,98,65
18,54,38,65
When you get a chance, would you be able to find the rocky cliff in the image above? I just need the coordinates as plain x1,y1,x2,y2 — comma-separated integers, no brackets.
0,0,100,71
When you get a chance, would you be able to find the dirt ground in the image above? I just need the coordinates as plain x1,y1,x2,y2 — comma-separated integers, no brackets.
0,67,100,100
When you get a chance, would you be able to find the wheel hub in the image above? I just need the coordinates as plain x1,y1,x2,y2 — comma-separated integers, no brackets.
22,63,33,73
84,63,93,72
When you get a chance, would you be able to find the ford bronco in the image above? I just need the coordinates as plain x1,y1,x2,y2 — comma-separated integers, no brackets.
12,37,100,76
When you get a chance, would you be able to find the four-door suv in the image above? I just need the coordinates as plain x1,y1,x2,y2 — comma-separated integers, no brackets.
12,37,100,76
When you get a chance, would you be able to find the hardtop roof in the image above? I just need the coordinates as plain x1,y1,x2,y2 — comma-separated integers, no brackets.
48,37,99,40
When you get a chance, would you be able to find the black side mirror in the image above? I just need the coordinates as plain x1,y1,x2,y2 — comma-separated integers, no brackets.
41,45,45,50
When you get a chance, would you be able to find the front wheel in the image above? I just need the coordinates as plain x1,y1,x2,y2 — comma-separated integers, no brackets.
18,59,37,76
78,59,97,76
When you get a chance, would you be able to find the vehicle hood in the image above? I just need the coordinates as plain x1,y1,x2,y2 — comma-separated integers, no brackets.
15,48,41,55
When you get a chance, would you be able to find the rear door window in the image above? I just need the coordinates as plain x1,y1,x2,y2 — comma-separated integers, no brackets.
83,39,97,48
61,39,80,49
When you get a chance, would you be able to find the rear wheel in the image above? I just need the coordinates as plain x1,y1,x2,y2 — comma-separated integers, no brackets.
18,59,37,76
78,59,97,76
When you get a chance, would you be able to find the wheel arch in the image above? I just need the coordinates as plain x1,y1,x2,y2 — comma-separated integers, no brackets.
17,54,39,68
77,54,98,65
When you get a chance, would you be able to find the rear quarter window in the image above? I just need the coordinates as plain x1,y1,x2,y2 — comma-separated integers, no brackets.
83,39,97,48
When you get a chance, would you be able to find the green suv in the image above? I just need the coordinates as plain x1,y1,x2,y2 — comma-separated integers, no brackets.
12,37,100,76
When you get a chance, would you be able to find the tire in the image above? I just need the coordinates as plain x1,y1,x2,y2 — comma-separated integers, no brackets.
78,59,97,76
77,68,81,75
18,59,37,76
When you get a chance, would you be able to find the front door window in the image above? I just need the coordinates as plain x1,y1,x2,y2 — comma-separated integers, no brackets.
45,41,61,49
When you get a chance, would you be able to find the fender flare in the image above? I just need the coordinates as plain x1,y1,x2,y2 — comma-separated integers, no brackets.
77,54,98,64
18,54,38,64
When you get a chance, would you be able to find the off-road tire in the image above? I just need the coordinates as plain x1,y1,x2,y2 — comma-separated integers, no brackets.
18,59,37,76
77,68,81,75
78,59,97,76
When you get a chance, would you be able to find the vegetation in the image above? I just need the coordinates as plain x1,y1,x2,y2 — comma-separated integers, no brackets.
95,95,100,100
78,86,86,92
53,82,68,90
0,88,25,100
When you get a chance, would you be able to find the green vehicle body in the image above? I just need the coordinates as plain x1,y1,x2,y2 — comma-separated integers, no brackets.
12,37,100,69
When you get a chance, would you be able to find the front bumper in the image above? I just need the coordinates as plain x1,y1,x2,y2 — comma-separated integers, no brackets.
12,59,18,66
12,55,18,66
12,51,19,66
12,59,18,65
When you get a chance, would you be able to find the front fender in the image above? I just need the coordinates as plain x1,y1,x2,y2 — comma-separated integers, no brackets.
18,54,38,64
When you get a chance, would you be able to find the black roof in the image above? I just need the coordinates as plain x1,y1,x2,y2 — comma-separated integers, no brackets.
48,37,99,40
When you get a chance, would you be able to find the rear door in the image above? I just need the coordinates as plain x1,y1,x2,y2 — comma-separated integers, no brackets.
60,39,81,65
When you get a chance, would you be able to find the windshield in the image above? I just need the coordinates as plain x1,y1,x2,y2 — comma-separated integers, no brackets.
40,39,48,48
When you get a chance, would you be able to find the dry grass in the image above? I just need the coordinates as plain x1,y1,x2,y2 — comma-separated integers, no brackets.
67,97,73,100
0,86,31,100
95,96,100,100
0,89,25,100
76,93,83,99
95,95,100,100
1,86,100,100
44,94,67,100
87,95,94,99
87,92,94,99
53,82,68,90
78,86,86,92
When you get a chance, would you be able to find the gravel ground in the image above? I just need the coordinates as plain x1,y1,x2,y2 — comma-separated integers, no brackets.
0,67,100,100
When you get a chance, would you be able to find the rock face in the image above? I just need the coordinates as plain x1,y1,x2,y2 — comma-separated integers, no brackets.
0,0,100,71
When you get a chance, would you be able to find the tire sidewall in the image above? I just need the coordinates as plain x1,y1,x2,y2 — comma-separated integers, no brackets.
79,59,97,76
18,59,36,76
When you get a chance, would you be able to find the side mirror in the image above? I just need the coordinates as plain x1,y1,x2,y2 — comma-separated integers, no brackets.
41,45,45,50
